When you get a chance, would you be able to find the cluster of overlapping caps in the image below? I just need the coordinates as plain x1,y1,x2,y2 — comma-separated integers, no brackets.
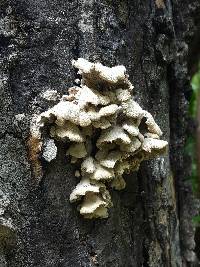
38,58,168,219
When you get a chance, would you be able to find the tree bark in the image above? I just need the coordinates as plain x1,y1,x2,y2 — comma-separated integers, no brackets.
0,0,200,266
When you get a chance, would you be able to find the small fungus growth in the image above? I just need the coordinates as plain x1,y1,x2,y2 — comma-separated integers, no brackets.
33,58,168,219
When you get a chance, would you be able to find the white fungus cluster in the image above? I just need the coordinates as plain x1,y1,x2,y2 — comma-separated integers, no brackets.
37,58,168,219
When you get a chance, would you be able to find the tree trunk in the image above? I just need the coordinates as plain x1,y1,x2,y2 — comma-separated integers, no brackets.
0,0,200,266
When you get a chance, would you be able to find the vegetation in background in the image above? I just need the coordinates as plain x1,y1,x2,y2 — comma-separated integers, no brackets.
185,136,198,192
189,65,200,118
187,63,200,225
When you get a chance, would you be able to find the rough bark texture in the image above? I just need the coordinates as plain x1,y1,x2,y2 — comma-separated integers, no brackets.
0,0,200,266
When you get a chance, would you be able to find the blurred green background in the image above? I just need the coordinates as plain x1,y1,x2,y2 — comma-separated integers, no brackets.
187,64,200,224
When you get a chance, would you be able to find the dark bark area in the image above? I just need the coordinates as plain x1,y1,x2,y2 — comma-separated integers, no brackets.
0,0,200,266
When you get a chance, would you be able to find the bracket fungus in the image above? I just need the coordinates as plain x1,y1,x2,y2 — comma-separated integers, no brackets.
33,58,168,219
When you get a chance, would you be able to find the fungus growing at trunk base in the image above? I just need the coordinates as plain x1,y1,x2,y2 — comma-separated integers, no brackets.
33,58,168,219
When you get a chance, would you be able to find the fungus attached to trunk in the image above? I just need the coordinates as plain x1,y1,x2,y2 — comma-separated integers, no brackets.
32,58,168,219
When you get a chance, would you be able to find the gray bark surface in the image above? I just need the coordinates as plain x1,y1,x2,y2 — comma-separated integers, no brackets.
0,0,200,266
